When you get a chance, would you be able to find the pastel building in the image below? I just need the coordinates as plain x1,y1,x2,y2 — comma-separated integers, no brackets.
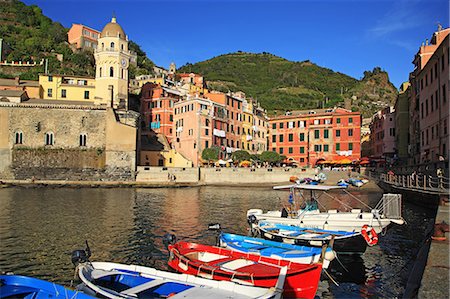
68,24,100,50
269,108,361,166
172,96,226,166
394,82,410,162
370,106,396,159
39,74,96,102
409,26,450,165
253,104,269,154
0,77,40,99
242,99,254,152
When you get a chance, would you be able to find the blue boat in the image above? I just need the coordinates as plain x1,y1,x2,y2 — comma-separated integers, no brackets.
0,274,94,299
256,221,367,254
219,232,336,269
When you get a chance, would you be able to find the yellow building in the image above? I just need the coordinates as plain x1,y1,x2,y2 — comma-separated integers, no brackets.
39,74,96,101
242,99,254,152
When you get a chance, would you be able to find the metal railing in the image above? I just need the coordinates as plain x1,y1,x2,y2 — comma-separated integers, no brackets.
379,173,450,194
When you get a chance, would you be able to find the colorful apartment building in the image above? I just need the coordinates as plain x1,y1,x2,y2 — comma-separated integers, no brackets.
254,105,269,154
242,99,254,152
269,108,361,166
140,82,182,144
177,73,205,94
68,24,100,50
409,27,449,164
172,96,227,166
370,106,396,160
39,74,96,101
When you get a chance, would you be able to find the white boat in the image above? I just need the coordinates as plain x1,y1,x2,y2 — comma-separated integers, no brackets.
75,261,284,299
247,184,404,234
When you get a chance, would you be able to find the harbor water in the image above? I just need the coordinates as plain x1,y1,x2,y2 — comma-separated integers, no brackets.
0,186,435,298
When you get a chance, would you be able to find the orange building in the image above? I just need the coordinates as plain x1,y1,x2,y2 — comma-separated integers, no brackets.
269,108,361,166
68,24,101,50
140,82,182,144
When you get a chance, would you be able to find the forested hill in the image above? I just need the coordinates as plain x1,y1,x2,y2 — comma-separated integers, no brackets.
0,0,154,80
178,52,398,117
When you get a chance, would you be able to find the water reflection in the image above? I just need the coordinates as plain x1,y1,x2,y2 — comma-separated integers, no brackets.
0,186,435,298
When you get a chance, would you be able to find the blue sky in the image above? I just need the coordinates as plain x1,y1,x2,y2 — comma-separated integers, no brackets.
24,0,449,88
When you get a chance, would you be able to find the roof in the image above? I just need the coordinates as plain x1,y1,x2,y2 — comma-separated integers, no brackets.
0,90,27,97
100,17,126,40
0,78,39,87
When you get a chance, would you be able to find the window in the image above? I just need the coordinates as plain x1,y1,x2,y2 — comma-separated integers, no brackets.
79,134,87,146
47,88,53,97
236,141,239,148
45,132,54,146
324,144,329,152
121,69,124,79
279,123,284,129
348,129,353,136
314,130,320,139
324,129,329,138
205,128,209,136
336,130,341,137
279,148,284,154
169,115,173,122
279,135,284,142
300,147,305,153
288,121,294,128
314,119,319,125
84,91,89,99
349,118,353,123
272,123,276,129
110,67,114,77
300,158,305,162
336,143,340,151
288,147,293,154
299,133,305,141
288,133,293,142
61,89,66,98
314,144,322,152
14,131,23,144
48,76,53,82
337,118,341,124
426,99,429,115
205,141,209,148
421,102,424,119
272,135,276,143
443,84,447,103
110,42,115,49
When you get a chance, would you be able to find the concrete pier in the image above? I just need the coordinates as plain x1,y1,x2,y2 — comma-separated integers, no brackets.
419,202,449,298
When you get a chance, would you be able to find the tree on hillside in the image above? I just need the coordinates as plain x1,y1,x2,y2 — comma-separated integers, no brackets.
231,150,251,162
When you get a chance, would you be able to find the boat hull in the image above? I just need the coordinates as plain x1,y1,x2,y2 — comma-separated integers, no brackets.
0,275,94,299
219,233,334,268
248,209,397,234
168,241,322,299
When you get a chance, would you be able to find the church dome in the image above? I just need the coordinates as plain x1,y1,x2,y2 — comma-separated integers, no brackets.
100,17,126,40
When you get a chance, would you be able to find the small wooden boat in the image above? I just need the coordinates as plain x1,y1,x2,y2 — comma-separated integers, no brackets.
0,274,94,299
219,232,336,269
168,241,322,299
75,261,282,299
256,221,368,254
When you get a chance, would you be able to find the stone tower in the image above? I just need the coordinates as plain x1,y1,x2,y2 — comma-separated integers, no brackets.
94,16,131,109
169,62,176,75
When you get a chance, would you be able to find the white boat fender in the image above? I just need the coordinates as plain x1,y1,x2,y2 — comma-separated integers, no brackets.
324,250,336,262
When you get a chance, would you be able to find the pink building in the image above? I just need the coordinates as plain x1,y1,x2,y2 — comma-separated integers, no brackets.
67,24,100,50
172,96,226,166
370,106,396,160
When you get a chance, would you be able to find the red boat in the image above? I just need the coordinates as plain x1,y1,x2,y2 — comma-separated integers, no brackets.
168,241,322,299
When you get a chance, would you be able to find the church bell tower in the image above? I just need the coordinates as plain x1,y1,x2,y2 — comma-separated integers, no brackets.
94,16,131,109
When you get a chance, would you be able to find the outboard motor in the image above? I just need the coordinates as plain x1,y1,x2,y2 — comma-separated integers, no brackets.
207,223,222,246
163,233,177,247
247,214,257,225
71,240,91,267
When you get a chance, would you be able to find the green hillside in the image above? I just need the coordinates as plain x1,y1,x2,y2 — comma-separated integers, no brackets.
0,0,154,80
179,52,398,117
